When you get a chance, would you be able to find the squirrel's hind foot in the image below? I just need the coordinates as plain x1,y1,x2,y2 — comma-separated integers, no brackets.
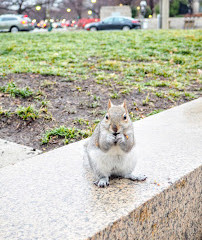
94,177,109,188
125,173,147,182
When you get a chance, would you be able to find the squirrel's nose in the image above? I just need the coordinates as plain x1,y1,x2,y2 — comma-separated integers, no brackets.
112,124,118,133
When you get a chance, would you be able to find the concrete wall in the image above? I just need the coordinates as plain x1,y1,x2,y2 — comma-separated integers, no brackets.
93,166,202,240
145,17,202,29
0,98,202,240
100,6,131,20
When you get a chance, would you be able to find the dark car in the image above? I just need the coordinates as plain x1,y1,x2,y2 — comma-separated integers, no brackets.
85,16,141,31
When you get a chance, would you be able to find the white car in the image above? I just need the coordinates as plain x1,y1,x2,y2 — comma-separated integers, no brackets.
0,14,34,33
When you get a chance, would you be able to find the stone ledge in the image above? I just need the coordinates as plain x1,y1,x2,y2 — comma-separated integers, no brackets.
0,98,201,240
94,166,201,239
0,139,41,168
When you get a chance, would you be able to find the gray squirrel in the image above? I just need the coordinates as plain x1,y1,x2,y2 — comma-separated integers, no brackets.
84,99,146,187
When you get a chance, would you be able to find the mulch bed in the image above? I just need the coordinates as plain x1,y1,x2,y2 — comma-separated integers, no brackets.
0,73,200,152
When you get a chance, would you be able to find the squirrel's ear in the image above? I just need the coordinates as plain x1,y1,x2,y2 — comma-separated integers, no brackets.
108,99,112,109
122,99,128,113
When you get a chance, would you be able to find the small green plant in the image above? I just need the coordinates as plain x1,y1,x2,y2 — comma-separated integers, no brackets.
89,101,100,108
94,119,100,124
93,95,100,101
155,91,166,98
34,90,45,101
110,92,120,99
168,90,181,98
39,107,53,120
99,110,107,116
91,109,99,116
184,92,196,99
0,106,12,117
95,79,104,84
142,94,150,106
0,82,33,98
16,105,39,120
41,80,56,88
120,88,131,95
76,86,82,92
147,109,163,116
144,80,169,88
87,122,98,135
74,118,89,126
137,84,143,93
41,126,90,144
41,99,49,107
129,112,143,121
173,56,185,65
36,90,45,96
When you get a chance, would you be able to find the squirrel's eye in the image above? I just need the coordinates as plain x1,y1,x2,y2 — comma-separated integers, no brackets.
105,114,109,120
123,114,127,120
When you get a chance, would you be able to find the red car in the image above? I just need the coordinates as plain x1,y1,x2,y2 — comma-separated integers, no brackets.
77,18,100,28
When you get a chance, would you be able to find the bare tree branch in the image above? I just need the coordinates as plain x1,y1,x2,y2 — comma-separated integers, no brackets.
0,0,59,14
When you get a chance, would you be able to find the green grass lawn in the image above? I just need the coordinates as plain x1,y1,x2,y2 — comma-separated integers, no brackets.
0,29,202,150
0,30,201,82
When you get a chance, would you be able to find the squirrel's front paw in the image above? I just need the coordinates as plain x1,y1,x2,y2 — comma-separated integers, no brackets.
106,134,116,144
116,133,125,144
94,177,109,188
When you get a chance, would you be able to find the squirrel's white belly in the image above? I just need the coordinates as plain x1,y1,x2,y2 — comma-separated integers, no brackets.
89,145,137,177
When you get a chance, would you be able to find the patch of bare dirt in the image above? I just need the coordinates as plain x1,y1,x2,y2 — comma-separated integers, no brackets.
0,73,198,152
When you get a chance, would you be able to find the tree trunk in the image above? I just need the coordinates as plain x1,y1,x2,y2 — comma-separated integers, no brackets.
150,0,154,13
17,2,23,14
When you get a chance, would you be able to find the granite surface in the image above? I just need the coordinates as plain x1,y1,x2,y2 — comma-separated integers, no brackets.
0,139,41,168
0,98,202,240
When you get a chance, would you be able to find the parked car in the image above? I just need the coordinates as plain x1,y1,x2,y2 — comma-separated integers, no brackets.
52,22,63,28
36,20,47,29
77,18,100,29
0,14,34,33
84,16,141,31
